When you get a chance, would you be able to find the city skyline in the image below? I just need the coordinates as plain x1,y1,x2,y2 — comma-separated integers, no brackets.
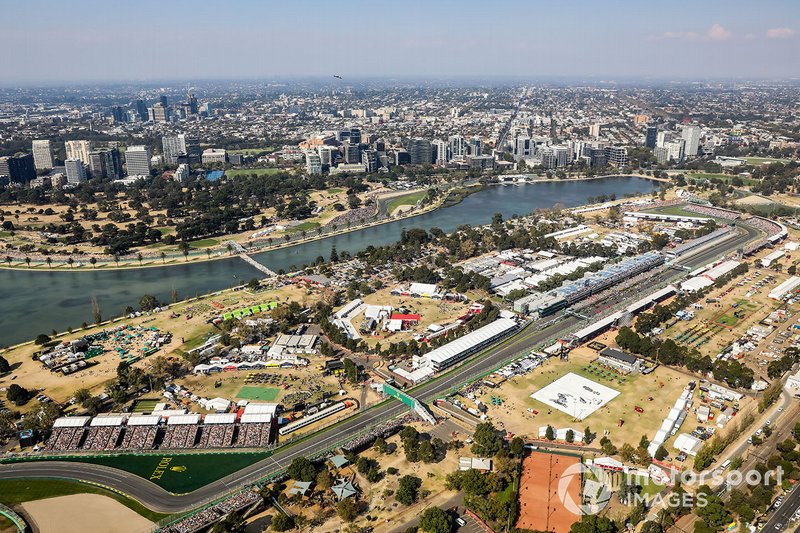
1,0,798,85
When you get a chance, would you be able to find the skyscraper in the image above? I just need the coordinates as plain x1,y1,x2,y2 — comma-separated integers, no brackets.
0,154,36,184
64,159,87,184
342,142,361,164
432,140,448,165
407,138,432,165
681,125,701,157
645,126,658,149
469,137,482,156
178,134,201,163
589,123,601,139
151,103,169,123
448,135,465,159
361,150,377,173
135,99,148,121
32,140,55,170
87,148,122,179
305,151,322,175
162,135,183,165
65,140,92,163
110,106,127,123
125,145,152,176
349,128,362,145
187,93,198,114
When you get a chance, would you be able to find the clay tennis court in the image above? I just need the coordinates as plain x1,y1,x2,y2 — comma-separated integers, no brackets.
516,450,581,533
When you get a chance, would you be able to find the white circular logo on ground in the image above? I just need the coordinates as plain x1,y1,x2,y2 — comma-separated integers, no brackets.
557,461,612,516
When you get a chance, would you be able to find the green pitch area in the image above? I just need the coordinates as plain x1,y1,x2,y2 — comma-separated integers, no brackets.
2,451,271,494
236,386,280,401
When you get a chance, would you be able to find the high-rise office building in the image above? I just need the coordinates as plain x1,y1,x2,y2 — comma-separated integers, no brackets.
64,159,87,184
305,151,322,175
159,95,168,108
317,146,333,166
645,126,658,149
432,140,448,165
448,135,465,159
187,93,198,114
349,128,362,145
681,125,701,157
125,145,152,176
162,135,183,165
65,140,92,163
110,106,127,123
151,103,169,123
361,150,377,173
604,146,629,166
407,138,432,165
589,123,601,139
513,136,532,160
32,140,55,170
177,134,201,163
135,99,148,121
0,154,36,184
469,137,482,156
174,163,190,183
87,148,122,179
342,142,360,164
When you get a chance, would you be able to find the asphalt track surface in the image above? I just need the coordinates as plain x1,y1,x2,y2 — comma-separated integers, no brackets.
0,222,760,514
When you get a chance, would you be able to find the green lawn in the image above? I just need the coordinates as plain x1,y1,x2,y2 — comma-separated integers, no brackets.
131,399,161,413
188,238,220,249
686,172,758,186
386,191,427,213
237,386,280,401
228,146,277,155
154,226,175,235
327,188,344,194
0,479,169,522
1,452,271,494
290,221,321,233
226,168,284,178
645,205,712,219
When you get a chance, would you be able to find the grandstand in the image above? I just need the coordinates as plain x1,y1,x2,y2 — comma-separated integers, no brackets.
47,417,90,451
743,216,788,255
119,415,160,450
161,414,200,449
236,413,273,447
682,204,741,220
665,227,735,258
82,415,125,450
198,413,236,448
422,317,519,372
161,491,262,533
278,401,348,436
553,252,664,304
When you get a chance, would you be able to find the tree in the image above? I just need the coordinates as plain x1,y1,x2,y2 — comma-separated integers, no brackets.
471,422,503,456
6,384,30,406
271,513,294,532
583,427,593,444
545,425,555,441
34,333,51,345
287,457,317,482
600,436,617,455
655,445,668,461
343,358,358,383
73,388,92,406
419,507,452,533
565,429,575,443
510,436,525,457
569,515,618,533
89,256,97,268
336,498,359,521
0,355,9,373
396,475,422,505
139,294,159,311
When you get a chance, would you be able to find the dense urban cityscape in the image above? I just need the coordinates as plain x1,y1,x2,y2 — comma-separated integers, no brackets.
1,2,800,533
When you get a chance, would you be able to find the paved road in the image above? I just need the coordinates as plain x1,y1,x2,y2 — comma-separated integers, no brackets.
0,219,760,514
762,483,800,531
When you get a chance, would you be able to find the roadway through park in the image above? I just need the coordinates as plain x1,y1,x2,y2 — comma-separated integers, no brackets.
0,221,760,514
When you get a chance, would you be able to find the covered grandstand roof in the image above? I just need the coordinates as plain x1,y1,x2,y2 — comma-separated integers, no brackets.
204,413,236,424
89,415,126,427
425,318,518,367
240,413,273,423
243,403,278,415
167,414,201,425
53,416,91,428
127,415,161,426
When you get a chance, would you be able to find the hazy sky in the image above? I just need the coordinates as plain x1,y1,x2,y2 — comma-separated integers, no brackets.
2,0,798,84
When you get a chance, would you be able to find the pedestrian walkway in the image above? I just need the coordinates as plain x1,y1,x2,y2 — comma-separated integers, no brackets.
238,253,277,277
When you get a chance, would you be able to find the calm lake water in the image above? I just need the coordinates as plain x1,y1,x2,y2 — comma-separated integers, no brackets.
0,176,657,346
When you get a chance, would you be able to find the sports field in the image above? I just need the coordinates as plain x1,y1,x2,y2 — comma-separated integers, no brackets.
237,386,280,401
517,450,581,533
226,168,284,178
